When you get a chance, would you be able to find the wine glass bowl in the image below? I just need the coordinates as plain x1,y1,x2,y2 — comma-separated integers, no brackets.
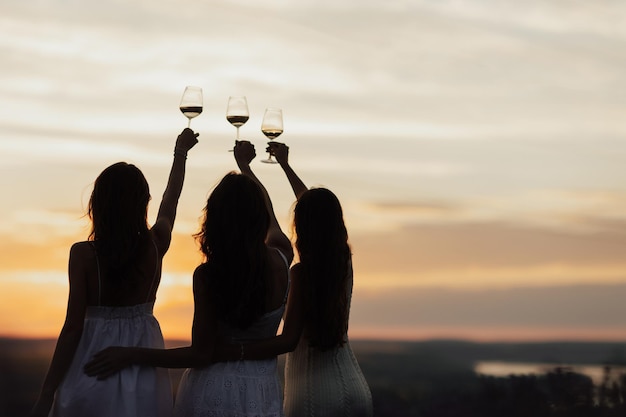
261,108,283,164
180,86,203,127
226,96,249,139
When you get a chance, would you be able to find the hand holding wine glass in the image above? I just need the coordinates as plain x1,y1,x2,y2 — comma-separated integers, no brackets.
226,96,249,140
266,142,289,166
180,86,203,128
261,108,283,164
233,140,256,168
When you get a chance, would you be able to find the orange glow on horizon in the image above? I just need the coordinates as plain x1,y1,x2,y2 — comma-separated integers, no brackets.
3,272,626,343
3,231,626,342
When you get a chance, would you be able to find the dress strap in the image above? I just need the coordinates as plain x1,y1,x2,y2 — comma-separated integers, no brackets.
145,239,160,303
274,248,291,303
90,242,102,306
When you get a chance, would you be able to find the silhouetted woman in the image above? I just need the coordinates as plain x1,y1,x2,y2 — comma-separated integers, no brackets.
210,142,373,416
84,141,294,417
283,187,373,416
30,128,198,417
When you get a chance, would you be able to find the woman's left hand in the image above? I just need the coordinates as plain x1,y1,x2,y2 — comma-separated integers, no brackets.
84,346,134,380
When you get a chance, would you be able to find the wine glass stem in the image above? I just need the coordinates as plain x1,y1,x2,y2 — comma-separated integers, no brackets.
236,127,240,140
187,119,191,128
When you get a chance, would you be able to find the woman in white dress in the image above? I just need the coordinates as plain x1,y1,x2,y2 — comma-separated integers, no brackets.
85,140,294,417
213,142,373,416
30,128,199,417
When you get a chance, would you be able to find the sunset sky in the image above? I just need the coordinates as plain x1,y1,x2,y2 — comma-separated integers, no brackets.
1,0,626,342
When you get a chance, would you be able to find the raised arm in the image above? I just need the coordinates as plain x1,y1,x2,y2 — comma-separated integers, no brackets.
151,128,199,254
233,140,293,261
268,142,307,200
31,243,89,417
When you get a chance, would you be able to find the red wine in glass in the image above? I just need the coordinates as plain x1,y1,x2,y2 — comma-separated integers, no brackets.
180,86,203,127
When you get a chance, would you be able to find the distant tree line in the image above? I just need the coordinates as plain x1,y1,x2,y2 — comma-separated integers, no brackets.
372,366,626,417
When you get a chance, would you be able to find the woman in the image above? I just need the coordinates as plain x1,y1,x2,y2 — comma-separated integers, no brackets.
213,142,373,416
30,128,199,417
85,140,294,417
283,186,373,416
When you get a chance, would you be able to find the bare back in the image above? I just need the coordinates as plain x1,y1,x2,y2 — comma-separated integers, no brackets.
77,230,163,307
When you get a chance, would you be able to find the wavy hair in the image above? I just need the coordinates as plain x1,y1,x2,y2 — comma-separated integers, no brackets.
195,172,270,329
88,162,151,285
294,187,351,350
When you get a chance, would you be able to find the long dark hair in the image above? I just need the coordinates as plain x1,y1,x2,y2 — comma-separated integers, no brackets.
294,187,351,350
88,162,151,285
195,172,270,329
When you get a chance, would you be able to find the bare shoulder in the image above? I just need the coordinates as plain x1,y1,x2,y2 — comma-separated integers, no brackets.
67,241,95,284
193,263,207,277
69,241,94,261
287,263,305,300
289,263,302,279
192,263,210,290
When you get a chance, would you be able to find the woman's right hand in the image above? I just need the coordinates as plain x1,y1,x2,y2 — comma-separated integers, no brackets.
233,140,256,167
83,346,135,380
267,142,289,165
175,128,199,154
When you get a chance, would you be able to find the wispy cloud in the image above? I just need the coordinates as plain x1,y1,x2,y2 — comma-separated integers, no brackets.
351,219,626,287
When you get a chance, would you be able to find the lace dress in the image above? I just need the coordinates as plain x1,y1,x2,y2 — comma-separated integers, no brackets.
173,251,290,417
51,243,172,417
283,264,373,417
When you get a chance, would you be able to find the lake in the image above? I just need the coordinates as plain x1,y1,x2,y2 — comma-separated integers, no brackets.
475,360,626,385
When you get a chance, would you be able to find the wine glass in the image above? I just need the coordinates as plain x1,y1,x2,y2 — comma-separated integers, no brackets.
226,96,249,140
179,86,203,128
260,108,283,164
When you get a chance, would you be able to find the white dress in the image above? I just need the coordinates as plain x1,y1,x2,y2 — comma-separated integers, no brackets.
173,251,290,417
51,244,172,417
283,264,373,417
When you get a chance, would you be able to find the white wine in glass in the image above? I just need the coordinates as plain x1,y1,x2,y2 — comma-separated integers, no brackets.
261,108,283,164
226,96,249,140
179,86,203,128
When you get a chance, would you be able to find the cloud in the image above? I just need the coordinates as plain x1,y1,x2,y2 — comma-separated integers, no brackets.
350,219,626,287
350,188,626,233
354,283,626,327
349,283,626,341
369,201,460,215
